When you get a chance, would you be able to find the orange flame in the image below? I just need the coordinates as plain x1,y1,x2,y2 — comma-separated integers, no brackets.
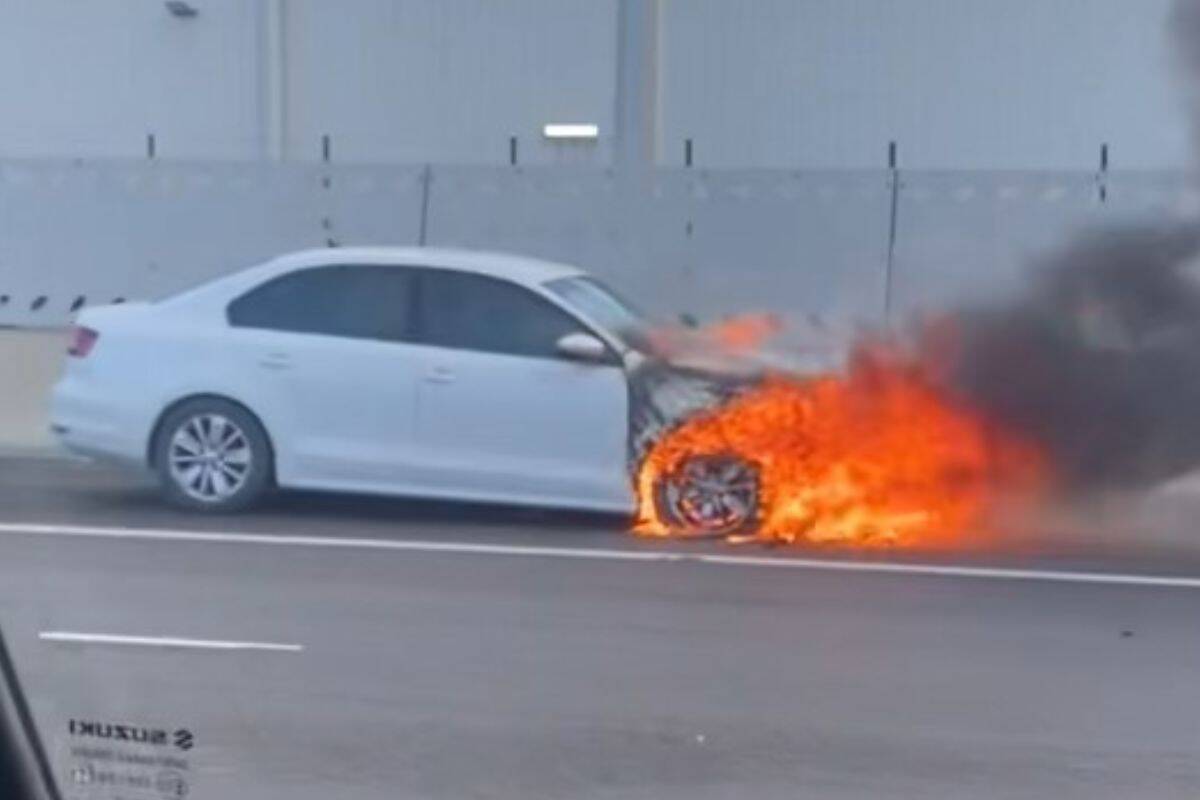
634,346,1047,546
705,313,785,352
645,313,785,359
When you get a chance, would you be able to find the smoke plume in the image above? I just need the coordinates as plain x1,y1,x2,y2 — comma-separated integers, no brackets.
929,223,1200,491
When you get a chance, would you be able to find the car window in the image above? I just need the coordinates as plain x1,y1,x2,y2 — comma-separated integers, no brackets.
416,269,591,359
227,265,415,342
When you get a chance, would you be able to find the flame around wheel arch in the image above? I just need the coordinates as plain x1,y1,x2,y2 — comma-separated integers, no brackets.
633,346,1049,547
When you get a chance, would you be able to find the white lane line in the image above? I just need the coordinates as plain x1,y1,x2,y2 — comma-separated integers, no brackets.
38,631,302,653
1,521,1199,590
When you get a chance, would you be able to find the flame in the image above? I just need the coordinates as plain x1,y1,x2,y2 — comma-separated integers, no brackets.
705,313,785,352
646,313,784,359
634,346,1047,546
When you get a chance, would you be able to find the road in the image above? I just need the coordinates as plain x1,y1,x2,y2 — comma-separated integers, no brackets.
0,456,1199,799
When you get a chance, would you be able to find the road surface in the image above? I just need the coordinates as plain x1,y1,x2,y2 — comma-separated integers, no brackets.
1,455,1198,799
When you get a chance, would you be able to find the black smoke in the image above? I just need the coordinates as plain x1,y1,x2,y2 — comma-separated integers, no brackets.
930,223,1200,491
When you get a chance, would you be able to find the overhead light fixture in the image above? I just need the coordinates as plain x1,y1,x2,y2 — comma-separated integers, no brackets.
543,124,599,140
164,1,199,18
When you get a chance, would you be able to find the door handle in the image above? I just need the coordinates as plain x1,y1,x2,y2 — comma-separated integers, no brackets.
424,366,456,384
258,353,293,371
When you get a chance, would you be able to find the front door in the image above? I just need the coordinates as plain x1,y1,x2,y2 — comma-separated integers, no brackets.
410,269,630,511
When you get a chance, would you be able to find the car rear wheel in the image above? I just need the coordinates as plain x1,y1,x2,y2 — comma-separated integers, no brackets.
153,398,272,512
653,454,759,537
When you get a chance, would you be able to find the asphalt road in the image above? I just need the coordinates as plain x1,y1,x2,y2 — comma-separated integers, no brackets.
1,456,1199,799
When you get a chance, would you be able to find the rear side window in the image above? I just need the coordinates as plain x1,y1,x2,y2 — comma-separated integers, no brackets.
228,265,414,342
416,269,589,359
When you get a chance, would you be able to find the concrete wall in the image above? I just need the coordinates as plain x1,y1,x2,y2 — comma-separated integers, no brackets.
285,0,618,164
0,0,264,160
660,0,1189,169
0,0,1189,168
0,161,894,326
3,159,1197,329
0,0,617,166
0,330,64,451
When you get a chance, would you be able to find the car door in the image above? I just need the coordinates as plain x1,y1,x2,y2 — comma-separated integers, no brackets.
225,264,427,491
410,268,631,511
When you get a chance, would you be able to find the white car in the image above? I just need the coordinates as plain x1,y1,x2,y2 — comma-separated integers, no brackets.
52,247,754,521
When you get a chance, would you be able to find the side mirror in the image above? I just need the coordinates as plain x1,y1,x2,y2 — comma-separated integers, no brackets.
556,332,609,363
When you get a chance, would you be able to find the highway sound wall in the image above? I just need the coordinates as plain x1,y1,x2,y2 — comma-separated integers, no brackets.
0,160,1196,329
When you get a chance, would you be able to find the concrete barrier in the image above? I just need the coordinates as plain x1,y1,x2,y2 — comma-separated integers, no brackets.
0,330,65,451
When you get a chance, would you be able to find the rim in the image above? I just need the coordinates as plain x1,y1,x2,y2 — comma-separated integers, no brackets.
657,454,759,535
167,413,252,503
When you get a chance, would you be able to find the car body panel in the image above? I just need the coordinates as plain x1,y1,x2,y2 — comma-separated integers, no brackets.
412,343,630,510
50,248,639,514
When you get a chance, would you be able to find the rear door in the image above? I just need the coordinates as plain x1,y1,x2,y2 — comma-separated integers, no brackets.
410,269,631,510
226,264,426,490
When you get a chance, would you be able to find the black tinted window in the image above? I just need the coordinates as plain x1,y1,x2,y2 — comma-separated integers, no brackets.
417,270,588,358
228,265,414,342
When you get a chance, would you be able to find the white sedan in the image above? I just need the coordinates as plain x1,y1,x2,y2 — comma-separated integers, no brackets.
52,248,663,515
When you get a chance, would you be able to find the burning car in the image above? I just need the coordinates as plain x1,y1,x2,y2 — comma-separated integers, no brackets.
89,239,1200,548
51,246,817,530
50,246,1056,545
629,332,1046,546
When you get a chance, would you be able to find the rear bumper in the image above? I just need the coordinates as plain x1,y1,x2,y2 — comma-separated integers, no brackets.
49,377,149,466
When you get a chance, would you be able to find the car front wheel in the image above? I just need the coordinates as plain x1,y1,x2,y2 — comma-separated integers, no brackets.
653,454,759,537
153,398,272,512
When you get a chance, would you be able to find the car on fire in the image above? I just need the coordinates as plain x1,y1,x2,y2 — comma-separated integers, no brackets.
51,247,770,535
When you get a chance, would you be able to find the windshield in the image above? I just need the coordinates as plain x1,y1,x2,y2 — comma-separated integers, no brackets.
544,275,647,349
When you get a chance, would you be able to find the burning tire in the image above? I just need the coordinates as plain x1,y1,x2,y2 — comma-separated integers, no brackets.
653,454,759,537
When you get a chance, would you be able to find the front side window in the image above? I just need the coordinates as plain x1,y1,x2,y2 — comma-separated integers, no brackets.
416,269,593,359
227,265,414,342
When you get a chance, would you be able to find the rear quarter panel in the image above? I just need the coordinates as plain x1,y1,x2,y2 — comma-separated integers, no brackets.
55,305,279,467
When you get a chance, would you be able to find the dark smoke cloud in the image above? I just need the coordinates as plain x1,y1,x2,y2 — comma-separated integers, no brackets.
928,223,1200,491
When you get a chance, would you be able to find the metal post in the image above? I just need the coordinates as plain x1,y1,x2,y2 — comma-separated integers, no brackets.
1098,143,1109,203
884,140,900,319
418,164,432,246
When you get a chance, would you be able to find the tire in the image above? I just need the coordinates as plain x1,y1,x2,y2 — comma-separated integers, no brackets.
653,454,759,538
152,398,272,513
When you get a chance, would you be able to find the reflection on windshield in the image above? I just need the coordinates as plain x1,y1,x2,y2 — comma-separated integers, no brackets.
544,276,647,350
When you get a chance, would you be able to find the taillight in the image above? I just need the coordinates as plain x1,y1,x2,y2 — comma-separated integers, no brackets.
67,326,99,358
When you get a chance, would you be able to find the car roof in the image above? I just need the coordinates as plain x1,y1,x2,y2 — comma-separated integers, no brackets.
159,246,592,316
268,246,587,287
